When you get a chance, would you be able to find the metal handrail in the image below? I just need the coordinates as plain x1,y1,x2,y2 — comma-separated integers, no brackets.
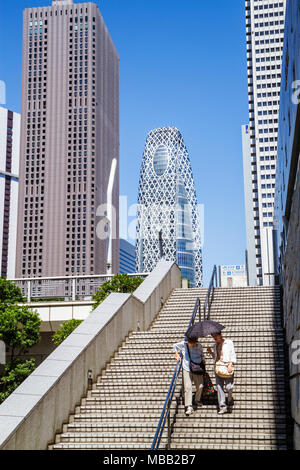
151,356,183,450
9,272,149,302
203,265,217,320
151,296,201,450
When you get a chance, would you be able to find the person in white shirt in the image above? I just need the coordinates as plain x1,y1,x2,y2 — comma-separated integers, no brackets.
207,332,236,415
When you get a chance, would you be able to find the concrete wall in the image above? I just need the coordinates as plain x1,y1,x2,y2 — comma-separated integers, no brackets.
282,161,300,449
133,259,181,330
27,300,95,333
274,0,300,448
0,260,181,450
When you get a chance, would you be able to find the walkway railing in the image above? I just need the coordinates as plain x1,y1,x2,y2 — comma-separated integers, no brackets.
151,296,201,450
8,273,149,302
203,265,218,320
151,355,183,450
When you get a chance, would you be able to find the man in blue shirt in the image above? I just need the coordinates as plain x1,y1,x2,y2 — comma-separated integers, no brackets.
173,336,205,416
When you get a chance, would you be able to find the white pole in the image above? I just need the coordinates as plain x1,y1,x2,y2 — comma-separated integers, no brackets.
72,278,76,301
106,158,117,275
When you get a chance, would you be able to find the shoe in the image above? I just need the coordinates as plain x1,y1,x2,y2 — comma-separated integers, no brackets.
218,407,227,415
195,401,203,408
185,406,194,416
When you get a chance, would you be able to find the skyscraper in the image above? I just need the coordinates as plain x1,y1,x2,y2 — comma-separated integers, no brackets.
242,0,286,286
119,238,136,274
136,127,202,288
0,107,20,279
15,0,119,278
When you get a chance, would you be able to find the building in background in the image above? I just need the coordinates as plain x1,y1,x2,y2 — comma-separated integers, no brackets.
15,0,119,278
274,0,300,448
119,239,136,274
0,107,20,279
242,124,257,286
219,265,247,288
242,0,286,286
136,126,202,288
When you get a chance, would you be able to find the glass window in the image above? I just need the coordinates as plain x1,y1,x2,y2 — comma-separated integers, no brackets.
153,145,169,176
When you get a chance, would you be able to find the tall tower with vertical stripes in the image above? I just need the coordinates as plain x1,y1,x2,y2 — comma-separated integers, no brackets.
0,107,20,279
242,0,286,286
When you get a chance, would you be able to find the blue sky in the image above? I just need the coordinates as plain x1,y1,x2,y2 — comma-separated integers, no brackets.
0,0,249,286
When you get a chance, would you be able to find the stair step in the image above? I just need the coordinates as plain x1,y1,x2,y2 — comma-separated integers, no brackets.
170,442,288,450
171,431,287,441
64,421,289,432
58,431,165,442
94,382,287,389
51,442,155,449
49,285,292,451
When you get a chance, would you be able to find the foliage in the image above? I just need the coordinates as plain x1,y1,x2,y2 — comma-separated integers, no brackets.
0,359,36,404
0,277,26,304
0,303,41,366
92,274,144,310
0,278,41,404
52,319,83,346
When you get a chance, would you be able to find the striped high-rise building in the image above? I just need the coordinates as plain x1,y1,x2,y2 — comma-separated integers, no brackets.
242,0,286,286
0,107,20,279
15,0,119,278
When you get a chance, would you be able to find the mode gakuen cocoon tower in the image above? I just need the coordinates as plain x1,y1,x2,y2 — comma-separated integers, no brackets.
135,126,203,287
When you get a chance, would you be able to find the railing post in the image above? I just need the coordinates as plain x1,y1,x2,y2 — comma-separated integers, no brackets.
72,278,76,301
27,280,31,302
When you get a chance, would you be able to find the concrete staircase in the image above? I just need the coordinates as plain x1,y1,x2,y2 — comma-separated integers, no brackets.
49,286,293,450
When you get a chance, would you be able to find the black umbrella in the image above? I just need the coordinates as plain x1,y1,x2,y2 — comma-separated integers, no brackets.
186,320,225,339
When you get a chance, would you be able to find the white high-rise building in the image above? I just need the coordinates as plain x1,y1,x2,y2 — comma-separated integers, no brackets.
0,106,20,279
242,0,286,286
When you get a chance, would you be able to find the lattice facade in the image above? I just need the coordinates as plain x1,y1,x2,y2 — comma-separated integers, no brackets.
136,127,202,287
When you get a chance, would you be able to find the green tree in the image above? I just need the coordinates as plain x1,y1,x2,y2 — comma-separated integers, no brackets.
0,285,41,403
92,274,144,310
0,277,26,304
52,319,83,346
0,303,41,366
0,359,36,404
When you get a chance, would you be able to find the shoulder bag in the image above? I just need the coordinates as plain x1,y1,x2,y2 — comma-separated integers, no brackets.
186,344,206,375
